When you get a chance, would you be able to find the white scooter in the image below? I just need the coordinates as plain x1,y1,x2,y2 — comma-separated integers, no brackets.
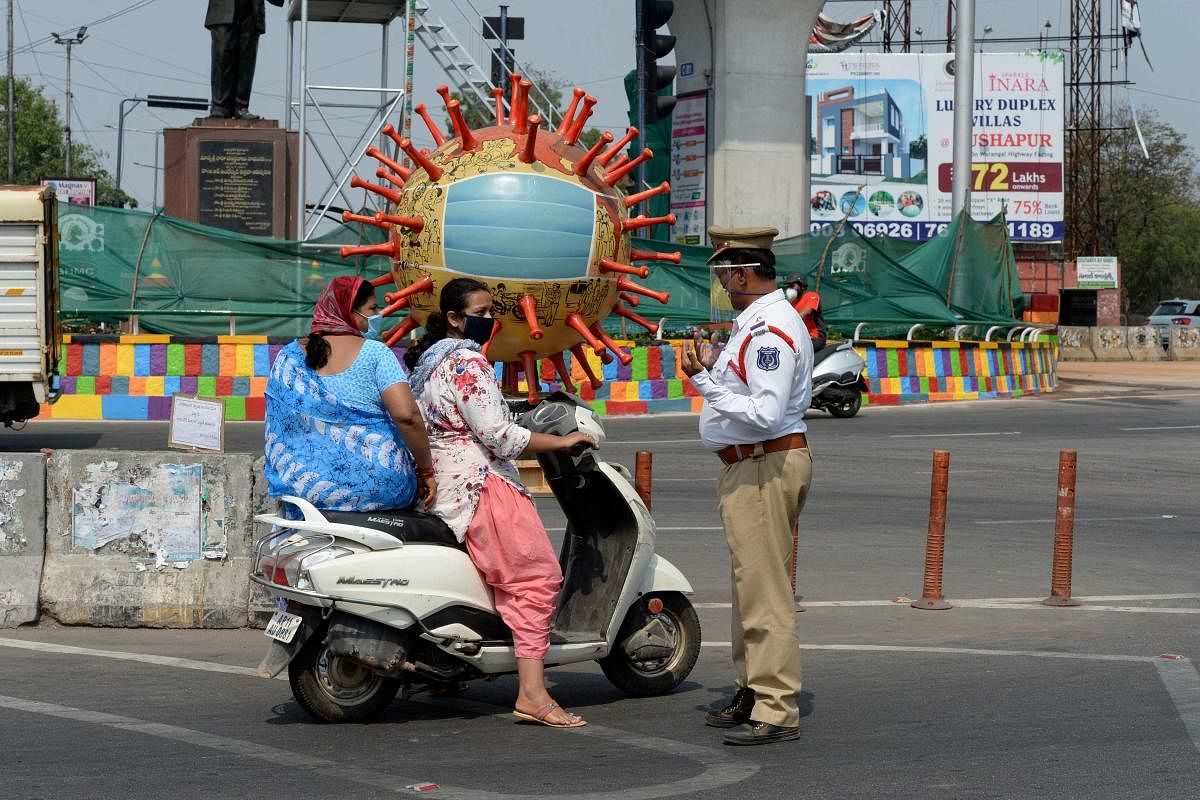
809,342,869,418
252,392,701,723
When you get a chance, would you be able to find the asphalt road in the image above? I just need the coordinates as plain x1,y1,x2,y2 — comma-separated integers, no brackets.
2,382,1199,798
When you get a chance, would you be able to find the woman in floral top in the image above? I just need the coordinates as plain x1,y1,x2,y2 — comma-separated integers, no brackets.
405,278,596,729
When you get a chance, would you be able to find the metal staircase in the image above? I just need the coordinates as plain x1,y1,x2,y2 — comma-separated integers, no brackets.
411,1,561,129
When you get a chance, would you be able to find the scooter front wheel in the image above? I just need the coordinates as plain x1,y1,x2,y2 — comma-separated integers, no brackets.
598,593,701,697
289,638,400,723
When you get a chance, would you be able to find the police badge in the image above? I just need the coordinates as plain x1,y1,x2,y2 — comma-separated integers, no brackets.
756,346,781,371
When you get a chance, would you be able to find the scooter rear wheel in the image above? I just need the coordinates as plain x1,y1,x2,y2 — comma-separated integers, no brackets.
598,593,701,697
289,638,400,723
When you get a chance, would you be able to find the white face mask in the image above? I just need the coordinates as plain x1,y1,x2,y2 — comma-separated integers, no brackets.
785,288,799,303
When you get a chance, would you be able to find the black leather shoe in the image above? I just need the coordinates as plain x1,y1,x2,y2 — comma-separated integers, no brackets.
704,687,755,728
233,108,261,121
723,721,801,746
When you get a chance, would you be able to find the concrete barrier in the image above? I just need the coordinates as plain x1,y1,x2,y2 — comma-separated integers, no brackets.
41,451,257,627
1127,326,1166,361
1093,327,1128,361
246,456,274,629
1170,326,1200,361
1057,327,1095,361
0,454,46,627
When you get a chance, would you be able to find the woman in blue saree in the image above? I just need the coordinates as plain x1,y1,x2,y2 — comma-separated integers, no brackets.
264,276,435,511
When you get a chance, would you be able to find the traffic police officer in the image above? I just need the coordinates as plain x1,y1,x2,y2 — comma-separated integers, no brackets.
680,225,814,746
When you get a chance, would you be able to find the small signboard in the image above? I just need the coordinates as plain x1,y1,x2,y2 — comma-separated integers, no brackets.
1076,256,1119,290
168,395,226,452
40,177,96,206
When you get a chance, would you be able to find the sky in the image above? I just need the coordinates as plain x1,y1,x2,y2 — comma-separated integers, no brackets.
13,0,1197,213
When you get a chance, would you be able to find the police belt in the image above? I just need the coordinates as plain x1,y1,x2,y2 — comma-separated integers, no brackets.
717,433,809,466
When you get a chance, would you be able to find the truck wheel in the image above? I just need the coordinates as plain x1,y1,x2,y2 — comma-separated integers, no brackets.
828,390,861,418
289,638,399,723
599,593,701,697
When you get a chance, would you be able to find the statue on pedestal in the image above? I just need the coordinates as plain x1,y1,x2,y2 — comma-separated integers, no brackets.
205,0,284,120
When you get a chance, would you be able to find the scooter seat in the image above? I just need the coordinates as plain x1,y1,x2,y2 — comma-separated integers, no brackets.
813,344,843,367
322,509,464,550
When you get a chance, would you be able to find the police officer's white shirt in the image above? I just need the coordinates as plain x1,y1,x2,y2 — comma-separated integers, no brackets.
690,289,814,450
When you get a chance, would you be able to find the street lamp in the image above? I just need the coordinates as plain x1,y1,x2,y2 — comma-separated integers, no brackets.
51,26,87,176
115,94,207,193
106,124,160,208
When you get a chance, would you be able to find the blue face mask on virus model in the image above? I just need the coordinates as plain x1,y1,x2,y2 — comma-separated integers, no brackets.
459,314,494,346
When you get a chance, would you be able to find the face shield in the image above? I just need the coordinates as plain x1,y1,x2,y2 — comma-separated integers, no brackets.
708,262,762,323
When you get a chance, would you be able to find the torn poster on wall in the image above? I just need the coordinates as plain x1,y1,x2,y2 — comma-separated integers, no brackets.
72,463,206,563
0,460,28,555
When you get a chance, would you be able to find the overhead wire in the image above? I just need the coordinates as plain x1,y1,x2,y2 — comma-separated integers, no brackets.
3,0,162,59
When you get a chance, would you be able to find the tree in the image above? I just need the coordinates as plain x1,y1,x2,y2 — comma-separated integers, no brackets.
0,77,134,207
1091,108,1199,313
908,134,927,161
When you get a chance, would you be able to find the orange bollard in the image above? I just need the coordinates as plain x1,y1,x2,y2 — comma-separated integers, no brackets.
634,451,652,512
1043,450,1082,607
912,450,953,610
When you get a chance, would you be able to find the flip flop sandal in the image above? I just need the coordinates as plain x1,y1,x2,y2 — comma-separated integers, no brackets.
512,702,587,728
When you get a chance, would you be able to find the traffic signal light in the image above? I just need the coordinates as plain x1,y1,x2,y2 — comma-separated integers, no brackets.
638,0,676,123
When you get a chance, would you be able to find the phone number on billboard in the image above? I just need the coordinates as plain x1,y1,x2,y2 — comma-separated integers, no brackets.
811,221,1064,242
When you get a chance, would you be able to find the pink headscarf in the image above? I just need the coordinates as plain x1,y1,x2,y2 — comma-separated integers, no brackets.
310,276,365,337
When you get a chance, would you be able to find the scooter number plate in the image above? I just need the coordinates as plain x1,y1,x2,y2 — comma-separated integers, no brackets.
263,610,303,643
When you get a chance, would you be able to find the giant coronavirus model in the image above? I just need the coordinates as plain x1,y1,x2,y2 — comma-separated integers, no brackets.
340,76,680,402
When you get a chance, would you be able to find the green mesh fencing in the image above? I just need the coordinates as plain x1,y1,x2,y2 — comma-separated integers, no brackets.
59,201,1023,338
58,202,387,337
623,211,1024,336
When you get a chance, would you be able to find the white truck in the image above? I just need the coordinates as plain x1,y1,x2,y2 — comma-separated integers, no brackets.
0,185,60,426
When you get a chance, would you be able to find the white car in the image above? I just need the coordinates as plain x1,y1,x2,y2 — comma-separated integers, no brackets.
1148,298,1200,346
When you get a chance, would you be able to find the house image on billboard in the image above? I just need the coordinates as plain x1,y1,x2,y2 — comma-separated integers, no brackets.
813,86,914,179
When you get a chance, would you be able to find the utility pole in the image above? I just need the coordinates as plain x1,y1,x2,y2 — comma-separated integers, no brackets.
950,0,974,217
7,0,14,181
52,26,88,177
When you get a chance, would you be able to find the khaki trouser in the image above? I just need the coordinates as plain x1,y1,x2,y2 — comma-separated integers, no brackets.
717,446,812,727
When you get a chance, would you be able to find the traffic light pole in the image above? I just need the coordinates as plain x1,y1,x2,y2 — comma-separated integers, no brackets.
634,0,647,204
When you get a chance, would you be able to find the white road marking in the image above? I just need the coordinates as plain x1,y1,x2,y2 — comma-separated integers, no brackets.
889,431,1021,438
605,438,701,445
1156,658,1200,756
548,526,724,533
695,592,1200,612
0,637,266,677
1057,392,1200,402
699,643,1168,664
1120,425,1200,431
973,514,1177,525
0,694,759,800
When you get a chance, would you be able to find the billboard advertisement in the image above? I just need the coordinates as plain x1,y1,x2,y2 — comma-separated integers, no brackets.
806,52,1064,242
668,92,708,245
40,178,96,206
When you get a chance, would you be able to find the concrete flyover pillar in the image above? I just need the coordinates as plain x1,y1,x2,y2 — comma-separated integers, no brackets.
0,453,47,627
42,451,258,628
674,0,825,237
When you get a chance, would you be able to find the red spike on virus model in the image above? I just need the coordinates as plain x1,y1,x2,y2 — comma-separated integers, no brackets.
345,76,680,399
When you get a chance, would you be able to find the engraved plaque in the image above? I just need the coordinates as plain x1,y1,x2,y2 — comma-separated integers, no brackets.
196,140,275,236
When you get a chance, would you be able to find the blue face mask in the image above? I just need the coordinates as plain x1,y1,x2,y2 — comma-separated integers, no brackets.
357,311,384,340
460,314,494,346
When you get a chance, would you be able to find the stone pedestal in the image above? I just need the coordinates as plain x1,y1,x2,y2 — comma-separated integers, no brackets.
163,118,298,239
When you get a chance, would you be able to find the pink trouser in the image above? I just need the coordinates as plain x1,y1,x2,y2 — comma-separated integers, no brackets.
464,474,563,660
